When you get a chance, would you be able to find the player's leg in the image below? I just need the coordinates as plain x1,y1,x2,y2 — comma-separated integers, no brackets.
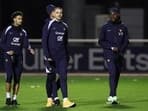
111,63,120,104
56,77,61,91
44,60,56,107
113,55,123,103
106,59,117,96
56,59,67,98
115,63,121,95
106,59,118,104
56,58,76,108
46,73,56,107
115,55,124,88
48,62,60,105
12,56,23,105
52,74,60,105
4,55,14,105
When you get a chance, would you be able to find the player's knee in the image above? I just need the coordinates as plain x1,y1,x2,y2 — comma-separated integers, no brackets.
14,77,21,84
15,80,20,84
14,80,20,84
6,75,12,83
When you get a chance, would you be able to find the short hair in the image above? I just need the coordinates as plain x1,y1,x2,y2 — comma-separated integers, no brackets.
109,7,120,14
54,7,62,10
11,11,23,19
46,4,55,15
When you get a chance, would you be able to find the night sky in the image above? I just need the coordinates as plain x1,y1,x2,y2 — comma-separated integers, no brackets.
0,0,147,38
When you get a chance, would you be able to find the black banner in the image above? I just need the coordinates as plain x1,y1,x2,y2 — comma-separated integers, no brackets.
0,45,148,73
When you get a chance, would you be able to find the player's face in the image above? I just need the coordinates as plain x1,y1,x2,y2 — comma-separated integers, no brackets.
53,8,63,21
110,12,120,22
13,15,23,26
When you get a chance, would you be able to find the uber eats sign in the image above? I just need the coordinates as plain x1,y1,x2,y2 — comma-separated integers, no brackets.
0,46,146,73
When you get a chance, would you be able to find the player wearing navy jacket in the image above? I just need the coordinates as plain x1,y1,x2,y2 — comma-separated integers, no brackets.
0,11,34,105
43,4,61,106
42,6,75,108
99,8,129,104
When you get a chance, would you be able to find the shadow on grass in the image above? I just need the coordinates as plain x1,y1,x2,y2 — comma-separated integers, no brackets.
23,100,45,105
78,99,102,106
77,99,135,110
40,106,68,111
0,105,25,111
103,104,134,109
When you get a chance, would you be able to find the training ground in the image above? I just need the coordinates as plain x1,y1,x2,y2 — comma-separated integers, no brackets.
0,73,147,111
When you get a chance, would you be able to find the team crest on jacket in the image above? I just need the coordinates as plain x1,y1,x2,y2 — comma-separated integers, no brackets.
57,36,63,41
118,29,124,36
20,33,23,36
13,37,20,42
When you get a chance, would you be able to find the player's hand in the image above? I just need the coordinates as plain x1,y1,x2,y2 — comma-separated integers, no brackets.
6,50,14,55
29,48,35,55
111,47,118,52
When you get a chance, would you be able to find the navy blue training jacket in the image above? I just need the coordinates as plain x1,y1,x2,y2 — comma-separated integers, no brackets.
42,19,68,60
98,20,129,59
0,25,31,55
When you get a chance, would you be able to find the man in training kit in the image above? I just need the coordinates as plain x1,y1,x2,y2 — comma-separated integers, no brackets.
43,4,61,106
0,11,35,105
42,5,76,108
99,8,129,104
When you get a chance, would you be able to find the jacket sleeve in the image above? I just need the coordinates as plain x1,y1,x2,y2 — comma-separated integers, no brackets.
64,27,69,57
120,27,129,54
98,26,112,50
22,29,31,49
0,29,8,51
42,23,51,59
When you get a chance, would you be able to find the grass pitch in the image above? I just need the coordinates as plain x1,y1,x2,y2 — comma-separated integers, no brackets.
0,74,147,111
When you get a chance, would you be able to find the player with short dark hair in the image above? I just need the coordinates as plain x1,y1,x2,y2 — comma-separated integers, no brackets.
99,7,129,104
0,11,35,106
42,5,76,108
44,4,61,106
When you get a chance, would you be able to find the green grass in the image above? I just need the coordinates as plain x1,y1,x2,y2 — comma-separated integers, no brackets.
0,75,148,111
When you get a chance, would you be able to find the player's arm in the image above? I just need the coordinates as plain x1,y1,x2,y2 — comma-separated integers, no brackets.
0,28,15,55
0,29,8,51
42,23,52,61
64,25,69,54
98,26,113,50
119,27,129,54
22,29,35,55
64,28,70,61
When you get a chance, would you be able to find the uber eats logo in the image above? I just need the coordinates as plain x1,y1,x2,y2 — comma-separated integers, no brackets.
22,47,148,72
